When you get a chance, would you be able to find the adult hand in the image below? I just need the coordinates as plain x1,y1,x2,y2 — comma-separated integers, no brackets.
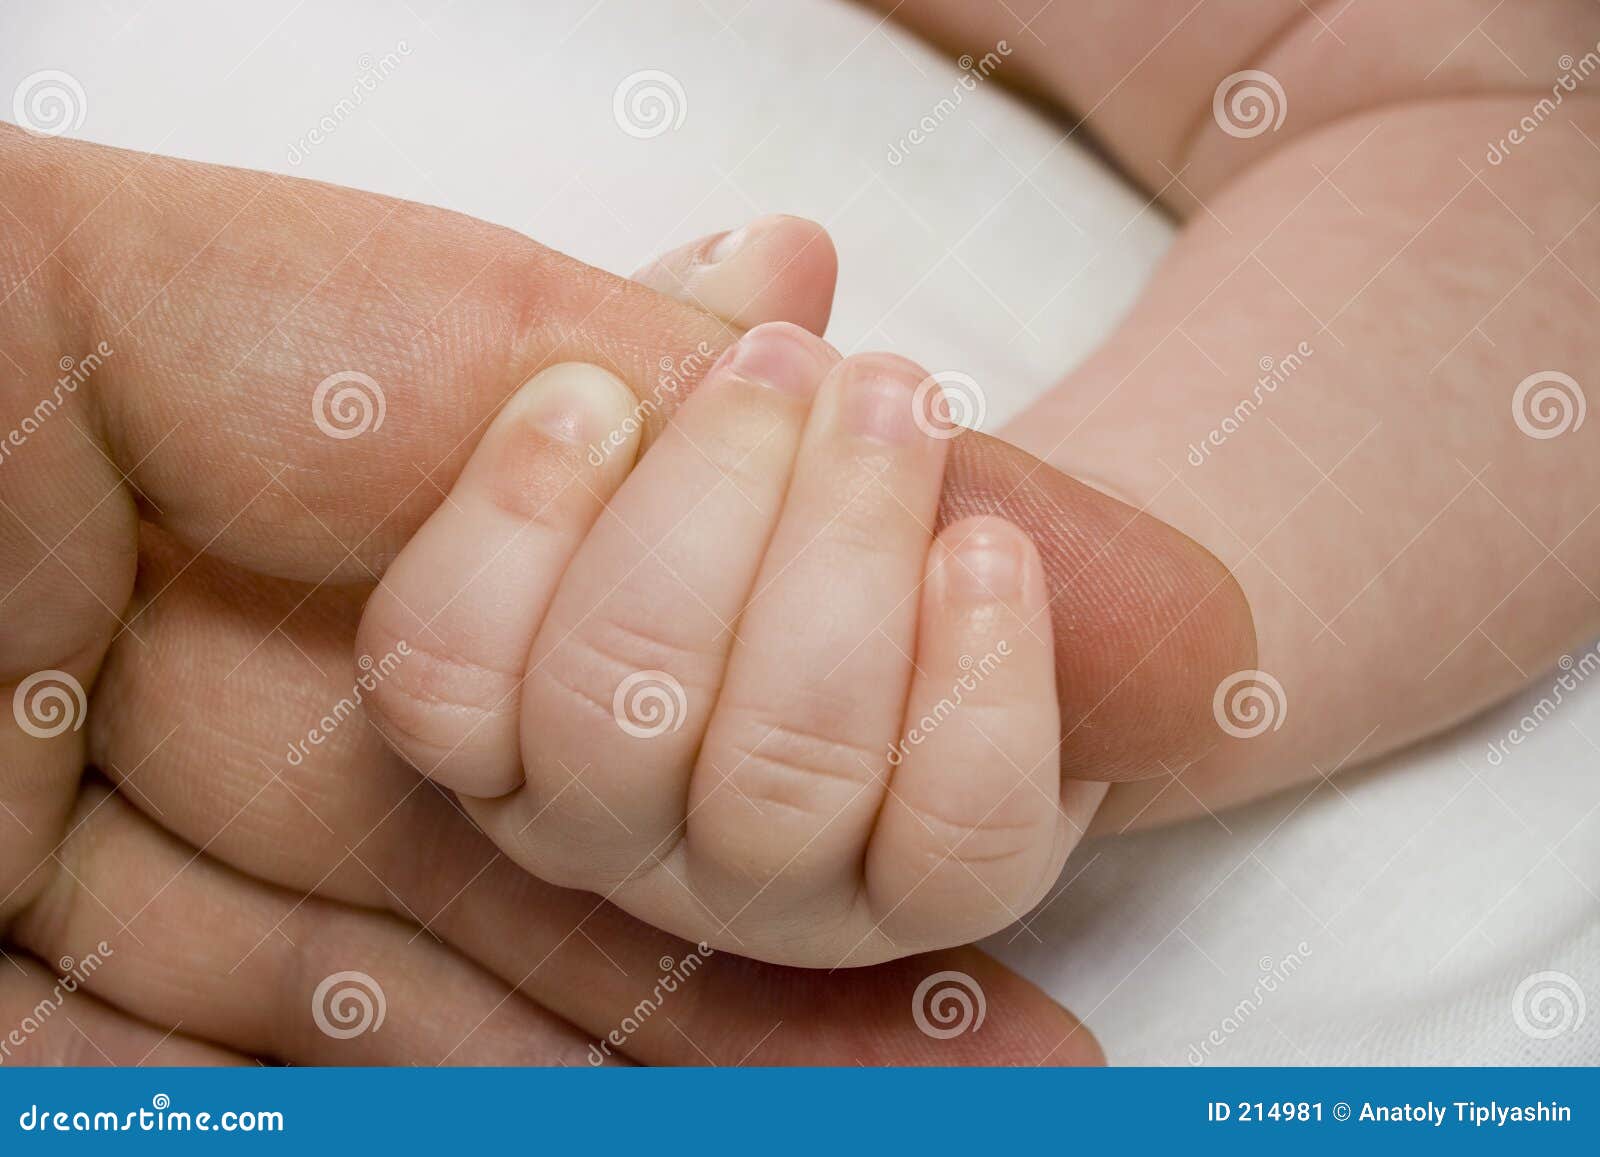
0,126,1248,1063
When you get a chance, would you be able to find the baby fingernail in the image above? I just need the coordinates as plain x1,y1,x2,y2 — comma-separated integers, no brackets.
946,525,1025,602
842,368,921,445
714,323,821,397
516,363,634,447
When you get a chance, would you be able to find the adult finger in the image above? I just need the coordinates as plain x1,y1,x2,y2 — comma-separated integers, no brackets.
0,952,246,1066
85,542,1102,1064
0,127,1252,787
632,214,839,335
8,785,605,1066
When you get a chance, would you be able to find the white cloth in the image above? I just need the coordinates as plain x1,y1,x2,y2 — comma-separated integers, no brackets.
7,0,1594,1065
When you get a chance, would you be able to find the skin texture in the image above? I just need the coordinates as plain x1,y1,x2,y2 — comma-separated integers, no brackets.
0,172,1112,1064
0,123,1253,921
359,332,1106,966
9,0,1592,1063
868,0,1600,830
9,785,1092,1064
867,0,1600,200
3,121,1232,1063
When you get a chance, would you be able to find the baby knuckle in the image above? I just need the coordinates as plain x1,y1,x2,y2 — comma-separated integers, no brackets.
524,662,625,731
530,618,714,730
363,633,519,756
895,800,1045,872
582,616,720,682
715,716,885,812
503,786,666,891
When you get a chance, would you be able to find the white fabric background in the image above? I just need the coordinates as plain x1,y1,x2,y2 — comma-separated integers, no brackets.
5,0,1595,1064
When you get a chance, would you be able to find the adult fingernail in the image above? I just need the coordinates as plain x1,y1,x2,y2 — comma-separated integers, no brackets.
945,523,1026,602
712,323,822,397
706,223,752,263
705,214,788,264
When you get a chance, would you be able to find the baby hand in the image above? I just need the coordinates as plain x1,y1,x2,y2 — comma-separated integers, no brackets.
358,324,1094,966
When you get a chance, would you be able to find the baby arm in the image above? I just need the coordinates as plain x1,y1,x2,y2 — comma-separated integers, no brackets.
877,0,1600,826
